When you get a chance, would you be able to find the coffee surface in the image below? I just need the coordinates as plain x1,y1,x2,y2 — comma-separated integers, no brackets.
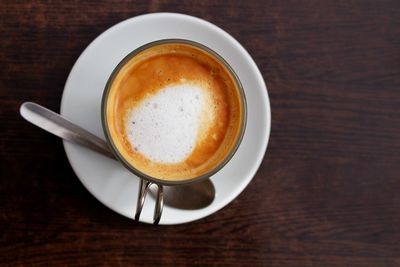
105,42,243,181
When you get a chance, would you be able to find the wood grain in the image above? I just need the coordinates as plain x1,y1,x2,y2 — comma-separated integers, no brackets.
1,0,400,266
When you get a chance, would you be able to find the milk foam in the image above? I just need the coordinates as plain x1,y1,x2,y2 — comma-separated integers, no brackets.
126,84,206,163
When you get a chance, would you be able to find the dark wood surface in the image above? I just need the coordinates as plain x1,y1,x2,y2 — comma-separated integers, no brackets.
1,1,400,266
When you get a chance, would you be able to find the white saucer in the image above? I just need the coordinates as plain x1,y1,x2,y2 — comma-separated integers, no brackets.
60,13,271,225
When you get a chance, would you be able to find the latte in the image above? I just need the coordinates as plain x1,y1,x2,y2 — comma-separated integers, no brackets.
103,41,245,181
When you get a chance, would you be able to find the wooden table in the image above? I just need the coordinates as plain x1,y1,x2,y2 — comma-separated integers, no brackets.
1,1,400,266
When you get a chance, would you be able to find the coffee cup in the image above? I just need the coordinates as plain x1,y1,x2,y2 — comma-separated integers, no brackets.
101,39,246,224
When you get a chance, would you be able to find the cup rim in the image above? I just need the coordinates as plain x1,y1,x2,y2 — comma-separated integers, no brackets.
101,38,247,186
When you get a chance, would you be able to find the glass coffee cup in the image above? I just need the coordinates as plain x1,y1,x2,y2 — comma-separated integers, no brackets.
102,39,246,224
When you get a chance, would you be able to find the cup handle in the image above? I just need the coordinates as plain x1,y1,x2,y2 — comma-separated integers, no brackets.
134,179,164,225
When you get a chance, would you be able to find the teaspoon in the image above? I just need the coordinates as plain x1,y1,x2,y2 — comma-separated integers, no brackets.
19,102,215,210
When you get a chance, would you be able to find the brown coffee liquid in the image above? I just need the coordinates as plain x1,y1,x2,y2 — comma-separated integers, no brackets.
105,42,244,181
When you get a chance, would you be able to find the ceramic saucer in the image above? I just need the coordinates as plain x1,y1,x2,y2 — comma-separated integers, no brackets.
60,13,271,225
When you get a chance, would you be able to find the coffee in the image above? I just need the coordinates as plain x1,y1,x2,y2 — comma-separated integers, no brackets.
104,42,244,181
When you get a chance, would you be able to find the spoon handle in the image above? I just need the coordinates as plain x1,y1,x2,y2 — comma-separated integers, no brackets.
20,102,115,159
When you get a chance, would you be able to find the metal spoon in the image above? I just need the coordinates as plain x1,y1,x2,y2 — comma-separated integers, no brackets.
19,102,215,210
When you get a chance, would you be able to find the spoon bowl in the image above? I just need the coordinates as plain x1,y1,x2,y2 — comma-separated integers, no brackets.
149,180,215,210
